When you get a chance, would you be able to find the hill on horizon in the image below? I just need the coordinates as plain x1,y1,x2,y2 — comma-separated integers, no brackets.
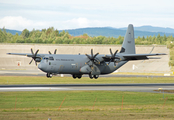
1,26,174,38
120,25,174,33
60,26,174,38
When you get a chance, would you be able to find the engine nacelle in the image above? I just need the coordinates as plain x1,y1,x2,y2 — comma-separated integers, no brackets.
35,58,41,62
80,65,91,74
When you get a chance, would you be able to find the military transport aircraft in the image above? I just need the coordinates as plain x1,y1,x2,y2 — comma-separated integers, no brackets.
7,24,166,79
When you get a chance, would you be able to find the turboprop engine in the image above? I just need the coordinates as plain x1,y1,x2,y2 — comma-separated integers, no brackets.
80,65,91,74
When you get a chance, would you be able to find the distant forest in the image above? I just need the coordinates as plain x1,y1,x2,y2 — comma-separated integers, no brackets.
1,27,174,48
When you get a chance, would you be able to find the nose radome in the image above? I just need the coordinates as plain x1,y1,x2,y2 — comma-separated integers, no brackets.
38,63,47,72
38,63,42,69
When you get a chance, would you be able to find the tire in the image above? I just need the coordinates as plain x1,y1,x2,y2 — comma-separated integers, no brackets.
94,75,99,79
89,74,93,79
46,73,52,78
72,74,76,79
77,75,82,79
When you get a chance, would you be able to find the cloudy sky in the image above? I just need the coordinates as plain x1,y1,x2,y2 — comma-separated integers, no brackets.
0,0,174,31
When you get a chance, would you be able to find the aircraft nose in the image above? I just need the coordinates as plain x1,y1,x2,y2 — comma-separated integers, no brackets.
38,63,42,69
38,63,46,71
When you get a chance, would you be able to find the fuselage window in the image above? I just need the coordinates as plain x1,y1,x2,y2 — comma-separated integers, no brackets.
49,57,54,61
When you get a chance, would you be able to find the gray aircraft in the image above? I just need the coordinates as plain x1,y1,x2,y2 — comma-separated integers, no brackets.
7,24,166,79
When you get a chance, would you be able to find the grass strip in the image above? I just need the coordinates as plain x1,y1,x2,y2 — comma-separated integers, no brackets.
0,91,174,119
0,76,174,84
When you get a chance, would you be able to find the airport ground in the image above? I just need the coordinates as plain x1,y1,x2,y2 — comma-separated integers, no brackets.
0,89,174,120
0,75,174,120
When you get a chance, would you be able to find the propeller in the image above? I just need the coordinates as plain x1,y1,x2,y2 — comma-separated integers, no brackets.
85,49,100,69
49,49,57,54
29,48,39,66
105,48,121,66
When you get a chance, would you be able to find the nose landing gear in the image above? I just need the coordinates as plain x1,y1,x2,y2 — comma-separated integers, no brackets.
46,73,52,78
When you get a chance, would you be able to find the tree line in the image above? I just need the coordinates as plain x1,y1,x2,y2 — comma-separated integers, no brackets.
1,27,174,46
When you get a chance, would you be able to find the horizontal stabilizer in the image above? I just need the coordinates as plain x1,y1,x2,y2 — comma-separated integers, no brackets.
122,53,166,60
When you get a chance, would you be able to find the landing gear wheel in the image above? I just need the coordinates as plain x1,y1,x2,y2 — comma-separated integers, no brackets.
72,74,76,79
72,75,82,79
89,74,93,79
94,75,99,79
77,75,82,79
46,73,52,78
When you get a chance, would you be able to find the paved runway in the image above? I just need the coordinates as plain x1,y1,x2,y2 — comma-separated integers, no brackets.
0,84,174,93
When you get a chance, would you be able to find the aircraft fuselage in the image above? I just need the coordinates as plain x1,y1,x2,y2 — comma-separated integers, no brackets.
38,54,127,76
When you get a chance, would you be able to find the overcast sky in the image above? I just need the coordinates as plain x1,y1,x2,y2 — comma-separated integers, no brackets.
0,0,174,31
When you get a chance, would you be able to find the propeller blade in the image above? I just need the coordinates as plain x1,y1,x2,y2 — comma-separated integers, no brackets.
49,51,52,54
114,50,118,56
114,62,116,66
91,49,93,57
29,59,33,64
107,60,112,65
31,48,34,55
93,53,99,58
85,54,91,59
110,48,113,56
54,49,57,54
86,60,90,64
34,49,39,56
35,61,37,66
91,60,94,67
94,59,100,64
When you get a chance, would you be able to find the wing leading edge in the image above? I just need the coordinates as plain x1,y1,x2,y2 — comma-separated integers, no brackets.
7,53,45,58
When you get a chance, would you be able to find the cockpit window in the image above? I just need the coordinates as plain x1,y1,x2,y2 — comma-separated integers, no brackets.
43,57,48,60
48,57,54,61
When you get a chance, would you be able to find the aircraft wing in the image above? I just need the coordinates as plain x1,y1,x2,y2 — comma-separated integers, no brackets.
7,53,45,58
122,53,166,60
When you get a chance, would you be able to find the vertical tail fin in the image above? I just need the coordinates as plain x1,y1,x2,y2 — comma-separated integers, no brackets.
120,24,136,54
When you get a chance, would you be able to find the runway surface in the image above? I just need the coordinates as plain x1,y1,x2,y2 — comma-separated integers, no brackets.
0,84,174,93
0,70,173,78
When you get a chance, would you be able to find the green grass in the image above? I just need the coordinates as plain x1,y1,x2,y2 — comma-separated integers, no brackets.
0,76,174,119
0,76,174,84
0,91,174,120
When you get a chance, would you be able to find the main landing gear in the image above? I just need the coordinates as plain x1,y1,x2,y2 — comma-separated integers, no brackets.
46,73,52,78
89,74,99,79
72,74,82,79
